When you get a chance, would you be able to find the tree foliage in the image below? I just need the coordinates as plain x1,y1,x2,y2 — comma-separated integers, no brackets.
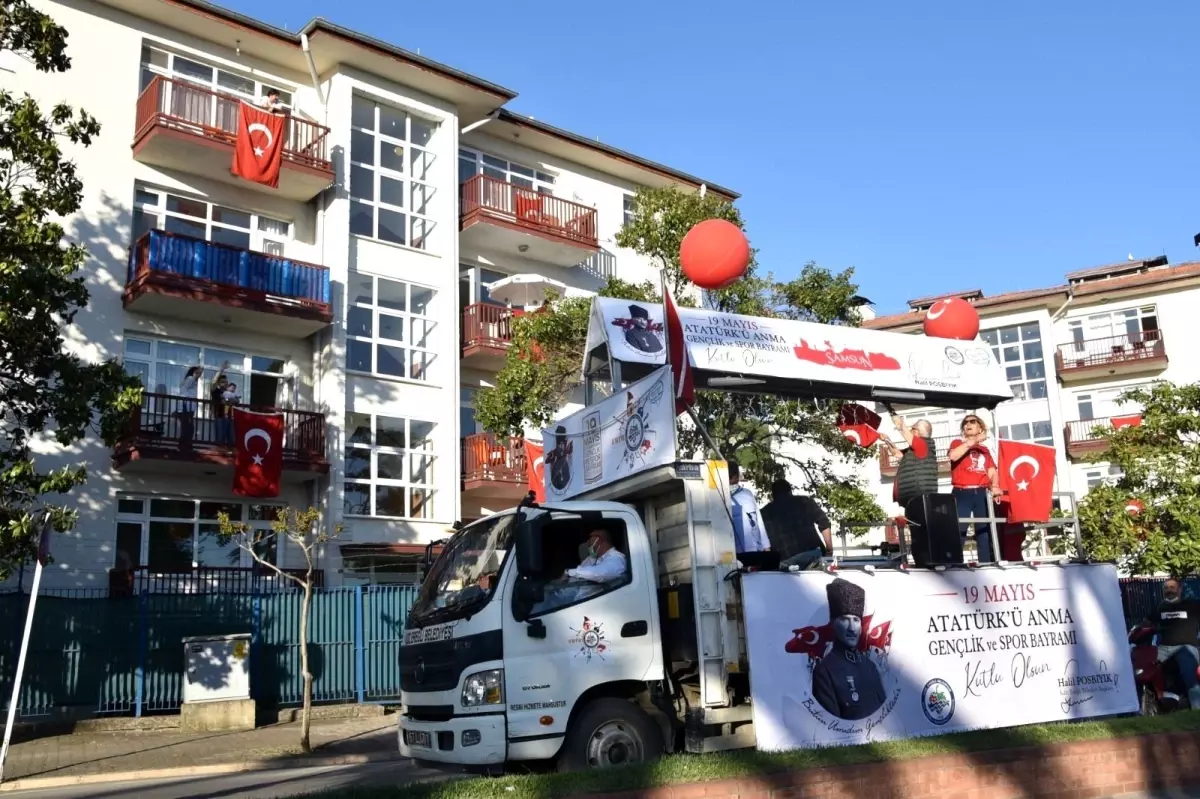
477,185,883,528
1077,382,1200,577
0,1,142,576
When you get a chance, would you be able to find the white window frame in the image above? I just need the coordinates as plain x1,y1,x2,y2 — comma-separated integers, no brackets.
460,387,480,437
348,94,437,250
980,322,1047,401
1074,386,1144,422
458,147,556,194
997,420,1055,447
140,44,293,107
133,184,291,254
1084,466,1124,491
346,272,437,382
622,194,636,227
343,413,436,520
115,495,285,570
1068,305,1158,346
122,335,295,408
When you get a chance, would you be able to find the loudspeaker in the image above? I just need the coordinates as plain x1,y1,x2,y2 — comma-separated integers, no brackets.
904,493,962,567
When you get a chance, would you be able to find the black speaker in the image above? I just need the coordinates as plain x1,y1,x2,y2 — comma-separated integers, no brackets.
905,493,962,567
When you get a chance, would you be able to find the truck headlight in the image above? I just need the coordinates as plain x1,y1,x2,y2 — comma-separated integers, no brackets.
461,669,504,707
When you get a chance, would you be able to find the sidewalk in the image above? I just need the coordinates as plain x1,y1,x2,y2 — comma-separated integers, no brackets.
2,713,400,784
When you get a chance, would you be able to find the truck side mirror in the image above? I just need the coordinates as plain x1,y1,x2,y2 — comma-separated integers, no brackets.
515,512,545,578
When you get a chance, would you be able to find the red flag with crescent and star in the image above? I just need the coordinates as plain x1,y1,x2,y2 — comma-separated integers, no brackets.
523,439,545,503
232,102,286,188
661,277,695,414
998,439,1055,524
838,423,880,448
233,408,285,498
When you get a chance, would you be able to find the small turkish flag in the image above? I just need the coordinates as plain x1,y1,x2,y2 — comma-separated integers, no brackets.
839,423,880,448
662,279,694,414
1112,414,1143,430
998,439,1056,523
837,402,882,430
523,439,545,503
785,624,831,659
232,102,286,188
233,408,284,498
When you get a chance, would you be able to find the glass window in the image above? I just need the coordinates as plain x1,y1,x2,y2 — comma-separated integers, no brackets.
140,45,293,107
981,323,1046,401
622,194,636,227
115,496,284,570
343,414,435,520
349,95,437,250
132,182,290,254
121,335,293,410
998,420,1054,447
458,148,556,195
346,272,436,382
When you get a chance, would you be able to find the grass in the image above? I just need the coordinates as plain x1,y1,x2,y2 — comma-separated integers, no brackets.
292,712,1200,799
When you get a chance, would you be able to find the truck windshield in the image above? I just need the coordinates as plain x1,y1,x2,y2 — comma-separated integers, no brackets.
407,512,515,626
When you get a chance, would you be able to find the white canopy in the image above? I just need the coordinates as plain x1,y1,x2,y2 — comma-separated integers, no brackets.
583,297,1013,410
486,274,568,308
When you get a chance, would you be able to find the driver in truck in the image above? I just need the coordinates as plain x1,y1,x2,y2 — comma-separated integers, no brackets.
533,528,628,612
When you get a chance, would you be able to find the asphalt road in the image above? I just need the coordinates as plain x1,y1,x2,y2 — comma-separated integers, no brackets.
5,760,451,799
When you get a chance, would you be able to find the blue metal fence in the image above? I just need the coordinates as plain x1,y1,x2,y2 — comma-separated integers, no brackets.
0,585,418,719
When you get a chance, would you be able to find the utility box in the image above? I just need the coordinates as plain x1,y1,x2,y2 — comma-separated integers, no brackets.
182,634,251,704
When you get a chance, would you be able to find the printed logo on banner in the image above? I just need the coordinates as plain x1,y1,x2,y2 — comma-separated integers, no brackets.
616,379,666,473
545,425,575,497
609,304,664,355
944,346,965,366
921,678,955,725
569,617,608,663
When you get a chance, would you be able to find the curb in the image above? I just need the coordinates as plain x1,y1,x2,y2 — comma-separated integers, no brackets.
0,751,407,792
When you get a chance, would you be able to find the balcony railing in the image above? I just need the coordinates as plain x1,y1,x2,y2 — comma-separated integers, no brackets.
1055,331,1166,372
462,303,517,350
879,434,957,474
134,75,331,171
461,175,599,247
462,433,526,485
109,566,324,596
1064,414,1142,448
129,230,332,314
117,392,327,464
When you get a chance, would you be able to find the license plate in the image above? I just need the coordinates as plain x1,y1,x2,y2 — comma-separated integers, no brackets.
404,730,432,749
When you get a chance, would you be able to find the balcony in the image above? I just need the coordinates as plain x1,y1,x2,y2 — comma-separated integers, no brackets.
460,175,599,267
1055,332,1168,382
133,76,334,202
1064,415,1141,458
126,230,332,336
461,303,517,370
108,566,323,597
462,433,529,502
113,392,328,477
879,434,956,478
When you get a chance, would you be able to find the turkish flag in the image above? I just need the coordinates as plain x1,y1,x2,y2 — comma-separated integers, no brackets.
837,402,882,430
233,408,284,498
865,618,893,652
998,440,1055,523
1112,414,1142,430
232,102,286,188
523,439,545,503
785,624,831,659
662,280,694,414
839,423,880,448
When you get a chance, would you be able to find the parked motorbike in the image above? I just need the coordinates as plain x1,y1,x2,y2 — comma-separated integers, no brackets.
1129,623,1200,715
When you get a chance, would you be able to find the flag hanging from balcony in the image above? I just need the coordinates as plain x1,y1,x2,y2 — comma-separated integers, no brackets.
232,102,286,189
233,408,285,498
997,439,1056,524
661,276,694,415
523,439,545,503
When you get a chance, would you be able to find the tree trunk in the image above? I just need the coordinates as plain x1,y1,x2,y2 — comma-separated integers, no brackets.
299,578,313,753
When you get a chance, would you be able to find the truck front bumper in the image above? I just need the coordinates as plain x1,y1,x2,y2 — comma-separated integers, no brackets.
397,712,506,765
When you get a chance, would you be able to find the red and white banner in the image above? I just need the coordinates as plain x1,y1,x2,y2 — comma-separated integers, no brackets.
233,408,284,498
839,423,880,448
1111,414,1142,430
232,102,286,188
523,439,545,503
998,439,1056,523
662,280,694,415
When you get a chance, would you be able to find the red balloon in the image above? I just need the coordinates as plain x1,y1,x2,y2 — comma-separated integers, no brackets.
679,219,750,290
922,297,980,341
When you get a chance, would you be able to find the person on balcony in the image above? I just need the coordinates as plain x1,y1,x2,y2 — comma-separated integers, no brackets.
220,382,241,444
209,362,232,444
257,88,290,115
177,365,202,451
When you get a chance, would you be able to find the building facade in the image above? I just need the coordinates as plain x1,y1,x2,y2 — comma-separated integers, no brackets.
862,257,1200,522
14,0,735,590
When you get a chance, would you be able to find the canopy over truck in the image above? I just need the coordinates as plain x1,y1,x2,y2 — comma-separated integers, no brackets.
582,297,1012,410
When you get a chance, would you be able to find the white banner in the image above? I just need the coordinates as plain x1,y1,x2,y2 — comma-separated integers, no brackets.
584,297,1012,405
542,366,676,501
743,565,1137,750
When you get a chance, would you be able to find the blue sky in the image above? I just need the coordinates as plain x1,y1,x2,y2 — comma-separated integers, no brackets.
227,1,1200,314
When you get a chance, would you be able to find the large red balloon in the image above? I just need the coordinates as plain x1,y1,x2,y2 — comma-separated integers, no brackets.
679,219,750,290
922,297,980,340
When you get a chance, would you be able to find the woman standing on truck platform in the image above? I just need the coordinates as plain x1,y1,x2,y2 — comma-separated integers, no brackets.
947,414,999,563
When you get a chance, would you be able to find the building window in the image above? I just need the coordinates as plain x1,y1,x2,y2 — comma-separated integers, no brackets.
458,148,556,194
139,45,292,130
1084,466,1124,490
341,553,423,585
997,421,1054,447
981,323,1046,401
115,496,283,570
460,388,480,436
622,194,636,227
123,336,292,407
346,272,436,381
349,95,437,249
343,413,435,520
1068,306,1158,347
133,185,290,253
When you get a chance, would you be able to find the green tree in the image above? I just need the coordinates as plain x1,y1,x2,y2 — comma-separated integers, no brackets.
478,186,883,528
0,1,142,576
1077,382,1200,577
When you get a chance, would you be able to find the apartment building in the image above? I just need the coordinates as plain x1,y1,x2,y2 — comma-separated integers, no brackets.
14,0,734,590
861,256,1200,518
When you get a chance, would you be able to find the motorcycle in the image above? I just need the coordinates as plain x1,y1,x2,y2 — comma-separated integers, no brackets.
1128,623,1200,715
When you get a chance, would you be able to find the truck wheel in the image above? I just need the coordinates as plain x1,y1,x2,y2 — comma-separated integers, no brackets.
557,698,664,772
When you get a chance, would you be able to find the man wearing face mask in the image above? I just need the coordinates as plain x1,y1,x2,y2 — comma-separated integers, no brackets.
1149,578,1200,709
810,578,886,720
564,528,626,585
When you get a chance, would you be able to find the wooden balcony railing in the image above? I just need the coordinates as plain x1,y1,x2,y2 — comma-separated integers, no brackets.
134,75,331,171
879,434,958,473
109,566,324,597
462,433,526,484
462,303,517,350
1055,331,1166,371
461,174,598,247
117,392,327,464
129,230,331,313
